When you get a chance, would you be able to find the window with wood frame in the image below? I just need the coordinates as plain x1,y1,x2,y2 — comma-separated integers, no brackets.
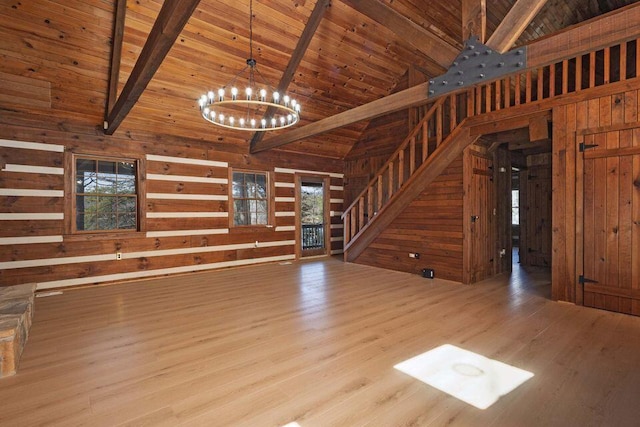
230,169,272,227
73,156,139,232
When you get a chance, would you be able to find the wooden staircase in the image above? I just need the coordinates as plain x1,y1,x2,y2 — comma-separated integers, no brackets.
342,36,640,262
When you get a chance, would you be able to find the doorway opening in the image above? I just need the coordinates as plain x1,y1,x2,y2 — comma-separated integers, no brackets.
296,175,330,258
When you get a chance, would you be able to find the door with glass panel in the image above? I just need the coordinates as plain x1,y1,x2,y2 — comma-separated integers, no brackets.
297,175,330,258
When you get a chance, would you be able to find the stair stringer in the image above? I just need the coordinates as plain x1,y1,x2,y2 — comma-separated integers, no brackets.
344,121,479,262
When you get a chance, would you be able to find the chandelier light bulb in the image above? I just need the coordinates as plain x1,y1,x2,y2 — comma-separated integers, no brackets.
219,113,225,123
251,119,256,128
246,87,252,100
273,92,280,102
239,118,245,127
218,88,225,101
231,87,238,100
259,89,267,101
283,95,290,107
229,117,235,126
261,119,267,128
271,118,277,127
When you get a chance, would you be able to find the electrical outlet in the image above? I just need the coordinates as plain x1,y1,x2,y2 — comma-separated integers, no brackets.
409,252,420,259
116,252,122,260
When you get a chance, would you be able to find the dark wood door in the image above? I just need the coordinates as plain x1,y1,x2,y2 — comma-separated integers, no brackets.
521,165,552,267
467,150,495,283
582,128,640,315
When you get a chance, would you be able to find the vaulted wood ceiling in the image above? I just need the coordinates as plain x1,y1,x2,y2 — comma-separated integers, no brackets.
1,0,638,159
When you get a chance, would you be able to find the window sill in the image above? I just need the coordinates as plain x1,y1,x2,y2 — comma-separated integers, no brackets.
229,225,276,234
63,231,147,242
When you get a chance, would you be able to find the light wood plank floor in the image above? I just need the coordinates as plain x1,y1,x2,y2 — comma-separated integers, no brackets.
2,257,640,426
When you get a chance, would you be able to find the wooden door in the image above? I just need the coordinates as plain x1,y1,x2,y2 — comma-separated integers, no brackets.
465,149,496,283
295,175,331,259
521,165,552,267
581,128,640,315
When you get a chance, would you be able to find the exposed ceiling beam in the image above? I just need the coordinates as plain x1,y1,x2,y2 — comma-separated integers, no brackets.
250,82,429,153
104,0,201,135
340,0,458,70
486,0,549,53
249,0,331,152
462,0,486,42
106,0,127,116
253,1,635,153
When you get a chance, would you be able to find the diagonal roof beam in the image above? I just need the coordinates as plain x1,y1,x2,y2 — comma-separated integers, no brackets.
106,0,127,116
340,0,459,70
249,0,331,152
486,0,549,53
104,0,201,135
251,82,430,153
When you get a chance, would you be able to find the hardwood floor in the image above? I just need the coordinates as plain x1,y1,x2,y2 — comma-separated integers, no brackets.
1,256,640,426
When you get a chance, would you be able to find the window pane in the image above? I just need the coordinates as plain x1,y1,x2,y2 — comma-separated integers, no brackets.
246,174,256,197
117,197,136,213
117,176,136,194
234,211,248,226
97,213,116,230
77,172,97,193
97,160,117,175
117,161,135,176
118,213,136,229
76,159,96,174
256,174,267,197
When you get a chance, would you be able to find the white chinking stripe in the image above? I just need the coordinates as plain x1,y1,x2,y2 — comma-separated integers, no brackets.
275,226,295,232
146,229,229,238
330,198,344,204
330,211,343,217
330,185,344,191
275,182,295,188
0,236,64,245
146,154,227,168
275,197,295,203
2,164,64,175
330,223,344,229
36,254,296,290
274,167,344,179
331,249,344,255
0,139,64,152
275,212,295,217
0,189,64,197
330,236,343,242
147,174,228,184
0,213,63,220
146,212,228,218
0,240,296,270
147,193,228,201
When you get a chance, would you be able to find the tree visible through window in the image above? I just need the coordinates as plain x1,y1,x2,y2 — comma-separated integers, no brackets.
512,189,519,225
232,171,268,226
75,157,138,232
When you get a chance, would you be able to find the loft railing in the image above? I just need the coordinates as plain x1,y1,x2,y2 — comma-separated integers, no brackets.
342,37,640,249
302,224,324,250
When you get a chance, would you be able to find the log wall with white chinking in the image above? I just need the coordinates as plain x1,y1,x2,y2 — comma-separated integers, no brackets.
552,83,640,314
0,131,344,290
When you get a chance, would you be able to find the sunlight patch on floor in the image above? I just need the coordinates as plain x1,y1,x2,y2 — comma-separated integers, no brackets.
394,344,534,409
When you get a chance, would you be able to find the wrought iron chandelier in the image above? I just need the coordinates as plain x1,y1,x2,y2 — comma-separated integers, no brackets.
197,0,300,131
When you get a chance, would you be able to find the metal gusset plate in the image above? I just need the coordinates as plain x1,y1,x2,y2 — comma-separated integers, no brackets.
427,36,527,98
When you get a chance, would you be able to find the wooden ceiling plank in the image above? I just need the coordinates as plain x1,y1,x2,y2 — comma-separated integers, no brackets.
104,0,201,135
249,0,331,151
462,0,486,42
486,0,549,53
251,82,429,153
340,0,458,70
106,0,127,116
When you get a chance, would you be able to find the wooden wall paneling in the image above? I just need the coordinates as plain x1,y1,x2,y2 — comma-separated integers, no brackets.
551,105,568,301
633,128,640,314
494,146,512,274
354,157,464,282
